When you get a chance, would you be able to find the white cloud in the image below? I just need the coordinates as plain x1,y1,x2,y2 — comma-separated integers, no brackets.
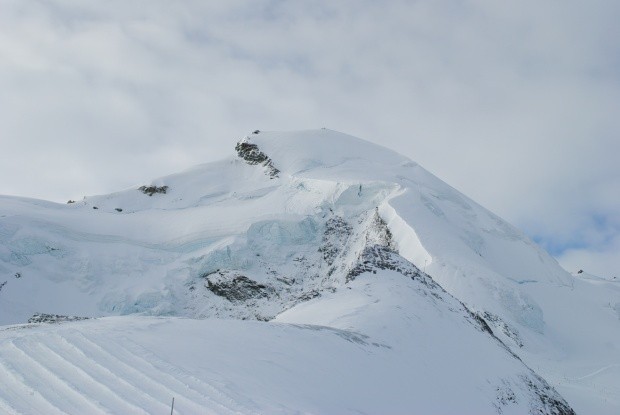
0,0,618,276
558,231,620,278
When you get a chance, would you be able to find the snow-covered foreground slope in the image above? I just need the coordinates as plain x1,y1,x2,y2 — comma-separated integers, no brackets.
1,270,572,414
0,129,616,413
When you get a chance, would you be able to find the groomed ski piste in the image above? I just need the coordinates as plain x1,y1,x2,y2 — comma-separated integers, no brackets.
0,129,617,414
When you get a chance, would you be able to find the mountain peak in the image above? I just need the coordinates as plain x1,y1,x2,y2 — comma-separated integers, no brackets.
0,129,617,413
240,129,412,178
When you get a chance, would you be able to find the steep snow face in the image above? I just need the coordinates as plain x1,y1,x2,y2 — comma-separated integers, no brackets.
0,129,615,413
243,130,620,413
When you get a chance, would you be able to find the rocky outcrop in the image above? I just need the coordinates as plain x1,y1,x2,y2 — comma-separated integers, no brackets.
481,311,525,348
28,313,90,324
235,141,280,178
205,273,273,302
138,185,169,196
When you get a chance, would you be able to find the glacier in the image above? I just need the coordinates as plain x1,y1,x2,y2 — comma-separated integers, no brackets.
0,129,617,414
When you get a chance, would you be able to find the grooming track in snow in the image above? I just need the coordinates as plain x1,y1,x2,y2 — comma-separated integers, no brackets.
0,324,251,415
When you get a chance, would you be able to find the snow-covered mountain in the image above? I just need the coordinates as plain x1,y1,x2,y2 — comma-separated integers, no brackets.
0,129,617,414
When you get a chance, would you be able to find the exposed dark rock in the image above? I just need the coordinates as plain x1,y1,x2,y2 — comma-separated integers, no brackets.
470,312,494,336
523,376,576,415
235,142,270,165
28,313,90,324
345,210,428,284
319,216,352,266
235,141,280,178
495,381,518,412
93,206,98,210
481,311,524,348
67,200,75,204
115,208,123,212
297,290,321,302
139,185,169,196
252,130,260,134
0,281,6,292
367,209,395,249
206,274,272,302
347,245,425,283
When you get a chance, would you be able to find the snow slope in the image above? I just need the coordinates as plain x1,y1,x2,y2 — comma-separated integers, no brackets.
0,129,615,413
0,270,572,415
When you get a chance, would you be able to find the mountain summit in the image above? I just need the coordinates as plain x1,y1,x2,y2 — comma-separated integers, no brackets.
0,129,617,414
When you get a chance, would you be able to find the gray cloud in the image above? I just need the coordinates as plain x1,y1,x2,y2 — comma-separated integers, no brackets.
0,0,618,276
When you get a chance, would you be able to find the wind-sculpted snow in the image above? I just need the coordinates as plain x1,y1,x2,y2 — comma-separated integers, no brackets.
0,129,615,413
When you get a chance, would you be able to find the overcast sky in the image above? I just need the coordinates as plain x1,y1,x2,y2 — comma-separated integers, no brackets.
1,0,618,278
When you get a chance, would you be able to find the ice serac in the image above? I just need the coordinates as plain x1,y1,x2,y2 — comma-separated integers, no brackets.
0,129,616,413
